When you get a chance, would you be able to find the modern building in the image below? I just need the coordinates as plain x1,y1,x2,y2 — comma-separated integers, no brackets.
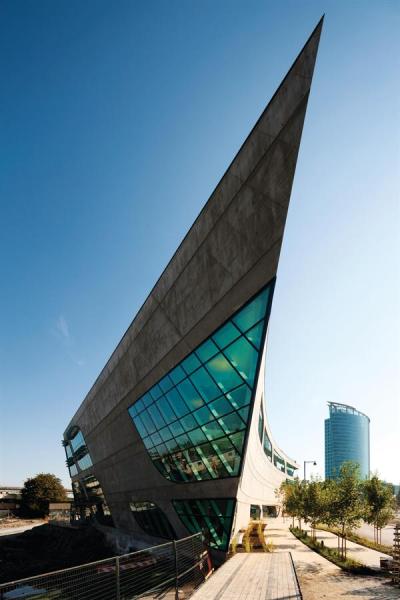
325,402,370,479
63,19,323,558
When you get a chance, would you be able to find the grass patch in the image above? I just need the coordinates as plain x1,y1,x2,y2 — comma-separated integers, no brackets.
290,527,384,576
315,525,393,557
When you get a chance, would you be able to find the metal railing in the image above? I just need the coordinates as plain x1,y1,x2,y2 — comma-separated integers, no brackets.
0,532,210,600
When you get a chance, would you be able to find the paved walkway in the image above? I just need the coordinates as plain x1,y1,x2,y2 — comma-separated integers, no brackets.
265,518,400,600
302,524,392,569
191,553,301,600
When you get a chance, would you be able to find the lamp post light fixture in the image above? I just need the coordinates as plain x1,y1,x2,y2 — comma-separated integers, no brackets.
304,460,317,482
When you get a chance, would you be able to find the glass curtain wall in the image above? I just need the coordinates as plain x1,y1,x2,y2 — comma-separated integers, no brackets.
129,501,176,539
128,283,274,483
64,428,93,477
172,498,235,550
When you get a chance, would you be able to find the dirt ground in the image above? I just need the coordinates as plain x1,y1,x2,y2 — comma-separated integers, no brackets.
0,523,115,583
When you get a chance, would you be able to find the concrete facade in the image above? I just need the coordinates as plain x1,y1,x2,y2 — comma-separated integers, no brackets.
64,19,323,557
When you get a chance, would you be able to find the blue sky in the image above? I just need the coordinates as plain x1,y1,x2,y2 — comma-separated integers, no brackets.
0,1,398,488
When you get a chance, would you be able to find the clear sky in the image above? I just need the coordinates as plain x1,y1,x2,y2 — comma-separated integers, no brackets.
0,0,398,489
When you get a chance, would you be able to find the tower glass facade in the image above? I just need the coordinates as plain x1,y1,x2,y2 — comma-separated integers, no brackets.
325,402,370,479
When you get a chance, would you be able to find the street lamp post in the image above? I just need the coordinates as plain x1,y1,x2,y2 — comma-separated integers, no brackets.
304,460,317,482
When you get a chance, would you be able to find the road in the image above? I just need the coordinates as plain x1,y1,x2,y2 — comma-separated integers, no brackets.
355,522,396,547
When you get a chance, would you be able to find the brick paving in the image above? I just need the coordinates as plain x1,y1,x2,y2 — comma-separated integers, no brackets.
190,552,301,600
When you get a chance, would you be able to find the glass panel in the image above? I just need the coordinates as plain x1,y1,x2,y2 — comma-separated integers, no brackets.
166,388,190,418
177,379,204,411
181,353,201,375
245,321,264,349
190,368,221,403
205,353,242,392
180,413,197,432
149,384,163,400
170,365,186,385
195,338,219,363
133,415,148,438
157,396,177,424
208,396,234,418
232,288,269,333
193,405,214,426
224,337,258,384
159,374,174,393
218,412,245,435
201,420,226,442
230,430,245,453
258,409,264,442
212,321,241,350
169,420,184,437
141,392,153,409
226,385,251,410
187,428,208,445
148,404,166,430
141,411,157,435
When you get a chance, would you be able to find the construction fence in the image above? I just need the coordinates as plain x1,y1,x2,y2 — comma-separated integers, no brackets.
0,532,211,600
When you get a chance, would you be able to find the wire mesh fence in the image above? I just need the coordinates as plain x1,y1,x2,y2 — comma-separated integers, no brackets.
0,532,211,600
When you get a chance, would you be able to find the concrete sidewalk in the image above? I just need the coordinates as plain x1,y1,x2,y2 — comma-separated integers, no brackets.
264,517,399,600
302,525,392,569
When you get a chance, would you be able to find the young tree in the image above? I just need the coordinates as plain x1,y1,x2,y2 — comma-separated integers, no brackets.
20,473,67,517
326,462,366,559
303,479,330,541
363,475,396,544
278,479,307,531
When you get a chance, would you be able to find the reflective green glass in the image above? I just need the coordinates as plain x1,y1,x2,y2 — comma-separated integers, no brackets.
201,420,225,441
230,430,245,453
205,353,242,392
187,428,208,445
175,433,190,448
218,412,245,435
172,498,235,550
226,384,251,409
212,321,241,350
180,413,197,432
169,420,184,437
193,405,214,426
245,321,264,349
151,432,162,446
135,398,145,414
169,365,186,385
150,384,163,400
177,379,204,411
238,405,250,423
208,397,234,418
181,353,201,375
141,392,153,409
166,388,190,418
195,338,219,363
159,374,174,393
224,337,258,384
159,425,173,442
197,443,228,478
132,414,147,438
128,281,274,484
232,288,269,333
148,404,166,430
190,367,221,402
157,396,177,424
141,411,157,435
